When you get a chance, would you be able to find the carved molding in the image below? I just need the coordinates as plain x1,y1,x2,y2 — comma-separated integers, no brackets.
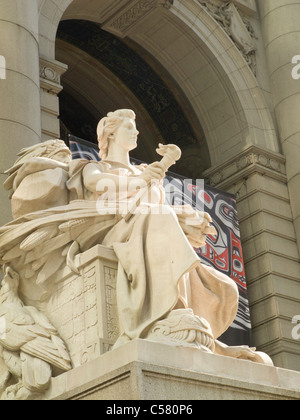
197,0,257,74
204,145,287,189
103,0,174,37
104,266,119,342
220,0,256,16
147,309,215,353
39,58,68,95
40,65,60,85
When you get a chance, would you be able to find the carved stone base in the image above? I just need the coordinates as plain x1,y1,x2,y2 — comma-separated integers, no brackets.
44,245,119,368
44,340,300,400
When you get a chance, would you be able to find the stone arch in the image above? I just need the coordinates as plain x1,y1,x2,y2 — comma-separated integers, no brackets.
124,0,279,165
55,19,209,177
38,0,278,168
38,0,74,59
55,38,166,165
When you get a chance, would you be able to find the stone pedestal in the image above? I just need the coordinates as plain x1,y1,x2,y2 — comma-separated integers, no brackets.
45,339,300,400
45,245,119,368
204,145,300,372
39,57,68,140
41,243,300,401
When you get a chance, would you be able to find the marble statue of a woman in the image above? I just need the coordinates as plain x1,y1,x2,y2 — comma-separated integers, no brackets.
66,110,240,349
0,109,273,382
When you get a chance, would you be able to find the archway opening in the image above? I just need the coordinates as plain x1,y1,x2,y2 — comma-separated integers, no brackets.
43,0,277,175
56,19,210,179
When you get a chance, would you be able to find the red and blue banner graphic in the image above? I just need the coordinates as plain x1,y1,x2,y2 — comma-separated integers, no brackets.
69,135,252,346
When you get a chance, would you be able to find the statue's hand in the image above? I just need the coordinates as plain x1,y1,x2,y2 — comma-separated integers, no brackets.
219,345,258,360
138,162,166,185
174,206,217,248
214,341,274,366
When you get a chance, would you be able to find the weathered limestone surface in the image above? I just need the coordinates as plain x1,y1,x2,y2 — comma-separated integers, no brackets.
45,339,300,400
0,0,41,226
204,145,300,372
45,245,119,368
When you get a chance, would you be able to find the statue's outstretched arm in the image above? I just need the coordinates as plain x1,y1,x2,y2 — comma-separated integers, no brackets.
82,161,165,196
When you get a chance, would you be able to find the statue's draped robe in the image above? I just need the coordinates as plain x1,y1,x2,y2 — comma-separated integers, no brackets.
0,160,238,343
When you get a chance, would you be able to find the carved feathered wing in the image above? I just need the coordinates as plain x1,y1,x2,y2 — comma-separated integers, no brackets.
0,349,10,395
0,159,119,292
0,203,117,291
0,304,71,372
20,353,51,392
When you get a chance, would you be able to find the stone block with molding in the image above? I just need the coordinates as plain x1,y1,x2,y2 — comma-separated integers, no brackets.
45,245,119,368
44,340,300,400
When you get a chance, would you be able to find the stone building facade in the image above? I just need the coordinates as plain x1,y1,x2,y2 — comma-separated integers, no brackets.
0,0,299,374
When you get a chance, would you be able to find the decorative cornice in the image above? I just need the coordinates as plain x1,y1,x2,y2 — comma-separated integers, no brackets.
40,65,60,84
39,58,68,94
197,0,257,74
204,145,287,189
103,0,174,38
226,0,256,16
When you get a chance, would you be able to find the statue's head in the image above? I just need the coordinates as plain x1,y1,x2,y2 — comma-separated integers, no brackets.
15,140,72,166
97,109,137,160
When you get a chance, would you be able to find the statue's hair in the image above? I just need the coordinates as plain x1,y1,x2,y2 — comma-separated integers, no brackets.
97,109,136,160
14,139,71,166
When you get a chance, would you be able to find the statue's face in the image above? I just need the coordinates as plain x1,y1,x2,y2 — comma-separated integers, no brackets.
114,117,139,152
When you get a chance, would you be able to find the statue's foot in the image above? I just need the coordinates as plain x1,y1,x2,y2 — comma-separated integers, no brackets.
146,309,215,353
214,341,274,366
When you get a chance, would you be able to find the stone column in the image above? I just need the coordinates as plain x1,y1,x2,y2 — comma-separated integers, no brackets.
258,0,300,255
40,58,68,141
204,145,300,372
0,0,41,226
